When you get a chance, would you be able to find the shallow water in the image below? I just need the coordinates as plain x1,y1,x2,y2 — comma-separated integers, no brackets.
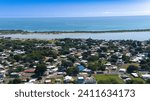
1,32,150,41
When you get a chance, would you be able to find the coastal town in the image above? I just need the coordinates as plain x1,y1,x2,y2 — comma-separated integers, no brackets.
0,37,150,84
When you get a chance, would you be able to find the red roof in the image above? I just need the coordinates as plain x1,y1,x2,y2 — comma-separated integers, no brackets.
24,69,35,73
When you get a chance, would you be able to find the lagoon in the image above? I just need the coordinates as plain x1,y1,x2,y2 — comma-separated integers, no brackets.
0,32,150,41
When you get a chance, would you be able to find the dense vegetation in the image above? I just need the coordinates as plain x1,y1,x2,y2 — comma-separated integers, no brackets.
0,38,150,84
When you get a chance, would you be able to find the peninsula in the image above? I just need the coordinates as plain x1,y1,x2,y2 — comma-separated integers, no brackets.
1,29,150,35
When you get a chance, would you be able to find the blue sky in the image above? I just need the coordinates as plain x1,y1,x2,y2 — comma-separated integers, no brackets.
0,0,150,17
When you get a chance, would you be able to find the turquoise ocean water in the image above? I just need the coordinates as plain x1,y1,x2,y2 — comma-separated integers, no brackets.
0,16,150,31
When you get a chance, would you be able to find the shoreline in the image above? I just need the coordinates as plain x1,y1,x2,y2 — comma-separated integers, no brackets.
0,29,150,34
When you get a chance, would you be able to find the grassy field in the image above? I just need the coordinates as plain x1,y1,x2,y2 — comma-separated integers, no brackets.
121,63,139,69
129,75,145,84
93,74,124,84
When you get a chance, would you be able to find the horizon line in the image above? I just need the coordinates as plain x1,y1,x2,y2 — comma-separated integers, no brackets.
0,15,150,18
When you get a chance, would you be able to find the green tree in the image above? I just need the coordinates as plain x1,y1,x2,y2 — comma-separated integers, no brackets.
68,56,76,63
88,55,99,62
141,64,150,71
27,51,43,61
109,55,118,63
127,65,138,73
35,64,47,76
146,79,150,84
61,60,73,68
0,47,3,52
15,66,24,72
14,55,22,62
122,55,130,63
88,60,105,71
8,78,22,84
66,67,79,76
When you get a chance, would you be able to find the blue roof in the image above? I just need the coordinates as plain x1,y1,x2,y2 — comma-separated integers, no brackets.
0,74,4,78
77,65,85,72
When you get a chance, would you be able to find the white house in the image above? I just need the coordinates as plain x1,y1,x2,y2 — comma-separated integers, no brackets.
119,68,126,73
142,74,150,80
0,64,4,70
64,76,73,83
131,73,139,78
